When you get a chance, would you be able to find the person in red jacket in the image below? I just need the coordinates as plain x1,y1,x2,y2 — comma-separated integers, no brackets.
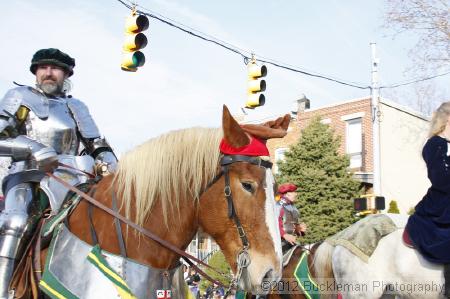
277,183,307,252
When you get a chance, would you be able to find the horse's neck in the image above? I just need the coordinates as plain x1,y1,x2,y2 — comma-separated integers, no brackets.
137,196,200,268
69,176,200,270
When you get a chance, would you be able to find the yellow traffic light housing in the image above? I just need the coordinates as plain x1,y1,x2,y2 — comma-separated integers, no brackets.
121,14,149,72
245,61,267,109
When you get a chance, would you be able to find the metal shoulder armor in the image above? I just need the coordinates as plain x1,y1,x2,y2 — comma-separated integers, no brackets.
67,98,100,139
0,89,21,122
0,86,40,133
0,86,49,120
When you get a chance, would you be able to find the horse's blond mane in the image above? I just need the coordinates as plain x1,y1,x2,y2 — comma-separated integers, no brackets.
113,127,222,226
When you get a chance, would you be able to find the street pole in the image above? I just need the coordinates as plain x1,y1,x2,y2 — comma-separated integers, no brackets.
371,42,381,195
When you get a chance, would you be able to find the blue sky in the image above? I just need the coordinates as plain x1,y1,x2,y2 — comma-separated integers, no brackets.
0,0,448,155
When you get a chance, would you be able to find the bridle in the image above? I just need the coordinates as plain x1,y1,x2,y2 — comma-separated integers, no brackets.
217,155,273,247
213,154,273,293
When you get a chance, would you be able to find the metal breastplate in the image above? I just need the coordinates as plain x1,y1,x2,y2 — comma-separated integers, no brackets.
25,98,79,155
45,224,179,299
282,204,300,235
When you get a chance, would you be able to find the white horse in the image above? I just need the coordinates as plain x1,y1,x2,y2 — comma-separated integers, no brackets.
312,215,446,299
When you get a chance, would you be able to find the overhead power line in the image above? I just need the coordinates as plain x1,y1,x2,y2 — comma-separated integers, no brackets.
115,0,370,89
256,58,370,90
116,0,450,90
379,70,450,89
116,0,248,59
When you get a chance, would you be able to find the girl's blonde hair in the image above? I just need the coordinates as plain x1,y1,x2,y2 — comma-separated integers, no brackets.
429,102,450,138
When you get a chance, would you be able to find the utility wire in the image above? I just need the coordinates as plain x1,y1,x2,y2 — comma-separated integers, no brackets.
379,70,450,89
116,0,449,90
255,53,369,87
132,0,370,90
116,0,370,89
117,0,247,60
257,58,370,89
132,2,253,56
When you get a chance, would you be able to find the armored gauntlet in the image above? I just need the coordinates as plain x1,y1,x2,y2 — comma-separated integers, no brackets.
0,135,57,171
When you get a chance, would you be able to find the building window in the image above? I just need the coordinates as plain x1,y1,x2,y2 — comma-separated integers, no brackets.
274,147,288,174
346,118,362,168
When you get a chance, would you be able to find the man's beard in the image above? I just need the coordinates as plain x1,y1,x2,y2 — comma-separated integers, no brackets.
37,80,64,96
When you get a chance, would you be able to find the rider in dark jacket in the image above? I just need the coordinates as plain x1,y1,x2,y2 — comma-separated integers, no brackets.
406,101,450,298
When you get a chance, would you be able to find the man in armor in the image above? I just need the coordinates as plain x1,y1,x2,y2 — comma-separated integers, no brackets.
277,183,307,253
0,48,117,298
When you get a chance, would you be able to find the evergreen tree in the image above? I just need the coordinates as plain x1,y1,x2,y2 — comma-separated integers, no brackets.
277,116,361,243
387,200,400,214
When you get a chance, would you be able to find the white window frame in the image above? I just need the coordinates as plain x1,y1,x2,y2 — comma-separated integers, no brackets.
346,118,362,168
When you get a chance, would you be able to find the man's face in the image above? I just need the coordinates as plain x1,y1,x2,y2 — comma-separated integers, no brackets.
35,64,67,96
284,191,297,202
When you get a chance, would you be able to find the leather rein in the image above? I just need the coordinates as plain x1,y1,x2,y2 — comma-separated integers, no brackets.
47,154,273,291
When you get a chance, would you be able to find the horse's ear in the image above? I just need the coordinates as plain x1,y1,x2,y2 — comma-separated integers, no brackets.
222,105,250,147
278,114,291,131
240,113,291,139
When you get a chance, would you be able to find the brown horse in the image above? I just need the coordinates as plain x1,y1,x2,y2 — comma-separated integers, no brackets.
32,106,283,298
243,243,334,299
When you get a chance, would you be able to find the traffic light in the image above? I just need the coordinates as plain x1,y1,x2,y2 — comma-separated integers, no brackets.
245,61,267,109
121,13,149,72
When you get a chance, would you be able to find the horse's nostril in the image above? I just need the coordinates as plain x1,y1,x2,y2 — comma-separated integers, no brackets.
263,269,274,281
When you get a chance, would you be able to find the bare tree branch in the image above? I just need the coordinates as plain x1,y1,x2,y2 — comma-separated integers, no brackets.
383,0,449,115
384,0,450,73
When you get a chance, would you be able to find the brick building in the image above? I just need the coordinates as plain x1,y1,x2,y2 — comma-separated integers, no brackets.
265,96,430,214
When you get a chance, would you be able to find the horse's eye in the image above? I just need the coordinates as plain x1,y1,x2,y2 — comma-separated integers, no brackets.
241,182,254,193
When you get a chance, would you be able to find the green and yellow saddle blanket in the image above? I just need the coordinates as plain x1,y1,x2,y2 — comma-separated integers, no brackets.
235,251,320,299
233,251,320,299
294,251,320,299
39,224,178,299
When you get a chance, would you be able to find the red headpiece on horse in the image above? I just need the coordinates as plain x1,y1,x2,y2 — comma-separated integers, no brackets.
219,106,291,156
